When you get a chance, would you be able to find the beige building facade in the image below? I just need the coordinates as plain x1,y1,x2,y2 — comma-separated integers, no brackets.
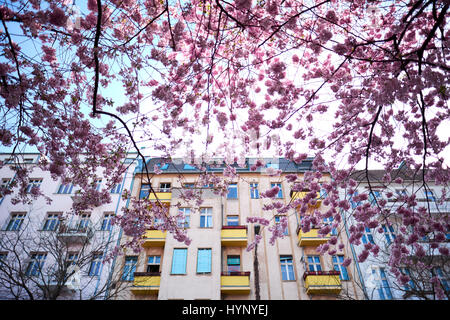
114,157,364,300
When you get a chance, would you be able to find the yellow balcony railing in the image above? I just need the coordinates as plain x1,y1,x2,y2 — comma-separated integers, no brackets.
130,272,161,295
221,226,248,247
221,271,251,295
297,226,330,246
148,190,172,202
303,271,342,295
290,190,322,208
142,229,166,247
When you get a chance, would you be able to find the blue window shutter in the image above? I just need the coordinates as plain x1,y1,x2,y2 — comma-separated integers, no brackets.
171,249,187,274
197,249,211,273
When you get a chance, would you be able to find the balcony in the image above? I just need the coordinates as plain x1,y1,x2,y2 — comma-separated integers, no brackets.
130,272,161,295
221,226,248,247
290,190,322,208
148,189,172,202
296,226,330,247
56,225,93,244
303,271,342,295
221,271,251,295
142,229,166,247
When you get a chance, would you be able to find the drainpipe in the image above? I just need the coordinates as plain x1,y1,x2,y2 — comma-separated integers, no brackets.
103,158,142,299
253,224,261,300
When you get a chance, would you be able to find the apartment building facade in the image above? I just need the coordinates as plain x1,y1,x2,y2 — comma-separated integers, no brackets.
340,169,450,300
113,157,365,300
0,152,138,300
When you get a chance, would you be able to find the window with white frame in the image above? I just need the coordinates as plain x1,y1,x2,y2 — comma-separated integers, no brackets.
94,179,102,191
25,179,42,193
146,255,161,273
57,183,73,194
382,224,396,245
362,227,375,244
332,255,349,280
42,213,60,231
434,267,449,292
25,253,47,277
270,183,283,198
88,253,103,276
139,183,151,199
177,208,190,228
274,215,288,235
78,213,91,231
160,182,171,192
66,252,79,267
122,256,138,281
425,189,436,201
200,208,213,228
6,213,26,231
250,183,259,199
280,256,295,280
227,183,238,199
110,183,122,194
372,267,393,300
307,256,322,272
100,213,114,231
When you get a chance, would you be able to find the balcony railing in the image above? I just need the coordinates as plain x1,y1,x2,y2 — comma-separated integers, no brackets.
148,189,172,202
130,272,161,295
290,190,322,208
303,271,342,295
221,271,251,295
221,226,248,247
296,226,330,246
56,224,93,244
142,229,166,247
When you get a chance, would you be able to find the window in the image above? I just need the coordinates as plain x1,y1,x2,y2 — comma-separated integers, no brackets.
171,248,187,274
227,183,238,199
183,164,196,170
0,178,11,197
200,208,213,228
139,183,151,199
101,213,114,231
23,158,34,163
226,215,239,226
250,183,259,199
425,189,436,201
88,253,103,276
395,189,408,197
434,267,449,292
110,183,122,194
183,183,195,188
196,249,212,273
332,255,349,280
0,252,7,263
271,183,283,198
362,227,375,244
122,256,138,281
266,162,279,169
6,213,26,231
95,179,102,191
382,224,396,245
227,256,240,273
158,163,169,170
78,213,91,231
323,216,337,235
373,268,393,300
369,190,382,205
147,255,161,273
349,191,361,209
42,213,60,231
275,216,288,235
26,253,47,276
280,256,295,281
400,268,415,292
307,256,322,272
177,208,190,228
25,179,42,193
57,183,73,194
160,182,171,192
66,253,79,267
